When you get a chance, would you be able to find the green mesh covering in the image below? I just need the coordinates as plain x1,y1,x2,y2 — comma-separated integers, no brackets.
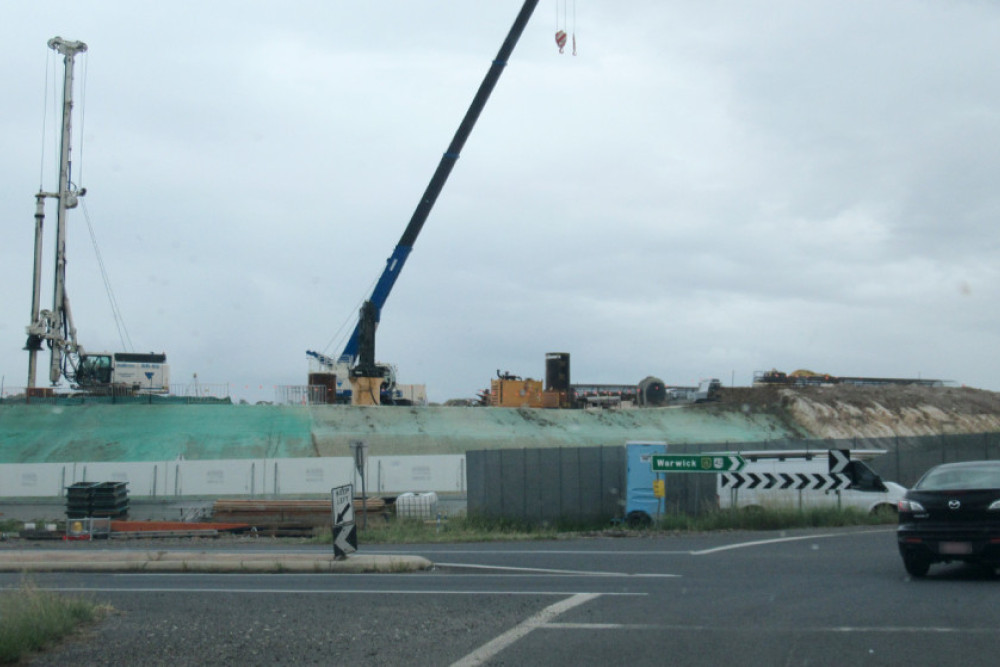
0,404,314,463
0,403,801,463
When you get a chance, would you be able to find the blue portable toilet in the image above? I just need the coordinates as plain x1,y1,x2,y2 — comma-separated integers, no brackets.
625,441,667,527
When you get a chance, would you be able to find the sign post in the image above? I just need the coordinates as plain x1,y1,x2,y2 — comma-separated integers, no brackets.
331,483,357,560
650,454,746,474
349,440,369,529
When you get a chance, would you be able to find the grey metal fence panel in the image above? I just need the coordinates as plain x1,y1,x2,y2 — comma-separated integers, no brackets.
601,445,624,518
467,446,625,524
537,448,564,520
467,433,1000,521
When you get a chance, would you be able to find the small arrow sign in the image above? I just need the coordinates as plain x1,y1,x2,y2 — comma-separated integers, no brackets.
331,484,354,526
828,449,850,474
331,483,357,560
333,523,357,560
651,454,746,473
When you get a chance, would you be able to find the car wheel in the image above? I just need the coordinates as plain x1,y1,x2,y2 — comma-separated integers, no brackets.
625,510,652,529
903,552,931,578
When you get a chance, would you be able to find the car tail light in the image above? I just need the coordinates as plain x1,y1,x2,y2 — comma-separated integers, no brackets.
899,500,926,512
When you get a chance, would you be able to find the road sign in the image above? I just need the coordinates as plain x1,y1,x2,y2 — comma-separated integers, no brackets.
331,483,357,560
650,454,745,473
720,472,851,492
332,484,354,526
828,449,850,474
652,479,665,498
333,523,358,559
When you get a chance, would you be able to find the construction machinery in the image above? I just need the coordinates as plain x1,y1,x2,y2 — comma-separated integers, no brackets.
24,37,169,396
308,0,540,404
753,369,945,388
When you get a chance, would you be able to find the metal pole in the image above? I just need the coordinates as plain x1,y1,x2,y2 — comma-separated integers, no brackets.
26,194,48,388
47,37,87,385
360,461,367,530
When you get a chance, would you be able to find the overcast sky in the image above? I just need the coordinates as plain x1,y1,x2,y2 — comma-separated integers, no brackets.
2,1,999,403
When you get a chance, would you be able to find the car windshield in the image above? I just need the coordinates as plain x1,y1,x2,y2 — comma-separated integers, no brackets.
915,466,1000,491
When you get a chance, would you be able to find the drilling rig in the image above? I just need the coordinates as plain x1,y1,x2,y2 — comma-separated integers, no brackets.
24,37,169,396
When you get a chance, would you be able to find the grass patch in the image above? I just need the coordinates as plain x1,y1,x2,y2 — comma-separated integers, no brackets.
0,520,22,534
315,506,894,544
315,515,599,545
0,580,109,664
653,505,893,532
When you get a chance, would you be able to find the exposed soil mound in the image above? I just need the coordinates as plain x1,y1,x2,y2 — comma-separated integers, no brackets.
712,385,1000,439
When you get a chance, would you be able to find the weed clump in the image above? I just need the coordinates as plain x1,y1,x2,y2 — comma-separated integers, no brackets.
0,580,108,664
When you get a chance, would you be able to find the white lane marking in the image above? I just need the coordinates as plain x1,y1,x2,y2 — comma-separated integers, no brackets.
13,586,644,597
542,623,638,630
372,549,693,556
451,593,600,667
434,562,680,577
691,529,893,555
520,623,998,635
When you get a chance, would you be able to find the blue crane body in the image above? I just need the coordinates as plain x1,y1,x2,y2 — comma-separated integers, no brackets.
321,0,540,383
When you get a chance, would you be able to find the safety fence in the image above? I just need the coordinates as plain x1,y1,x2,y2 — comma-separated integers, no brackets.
0,383,231,405
468,433,1000,523
467,447,625,524
273,384,328,406
0,454,466,499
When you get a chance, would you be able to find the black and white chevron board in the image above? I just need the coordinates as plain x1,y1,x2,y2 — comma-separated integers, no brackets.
720,471,852,492
828,449,850,474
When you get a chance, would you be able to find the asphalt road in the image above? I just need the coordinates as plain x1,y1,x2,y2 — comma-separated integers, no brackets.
4,527,999,666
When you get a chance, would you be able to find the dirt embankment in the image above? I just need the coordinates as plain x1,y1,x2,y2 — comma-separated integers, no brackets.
711,385,1000,439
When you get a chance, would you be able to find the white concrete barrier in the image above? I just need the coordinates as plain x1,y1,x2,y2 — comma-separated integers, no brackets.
0,455,466,499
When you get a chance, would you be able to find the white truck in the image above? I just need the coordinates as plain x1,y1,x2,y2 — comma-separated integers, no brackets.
718,449,905,515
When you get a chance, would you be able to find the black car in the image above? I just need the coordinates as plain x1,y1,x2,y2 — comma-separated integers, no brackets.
897,460,1000,577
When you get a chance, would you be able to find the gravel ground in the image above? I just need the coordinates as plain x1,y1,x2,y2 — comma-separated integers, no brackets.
27,589,546,666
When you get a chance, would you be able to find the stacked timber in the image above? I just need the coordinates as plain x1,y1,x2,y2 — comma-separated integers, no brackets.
211,498,386,529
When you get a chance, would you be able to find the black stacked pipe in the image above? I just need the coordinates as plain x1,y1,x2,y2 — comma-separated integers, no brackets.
66,481,129,518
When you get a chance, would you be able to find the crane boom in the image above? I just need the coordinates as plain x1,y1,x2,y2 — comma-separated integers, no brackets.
336,0,539,365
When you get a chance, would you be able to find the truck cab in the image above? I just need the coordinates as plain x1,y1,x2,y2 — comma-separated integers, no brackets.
76,352,169,394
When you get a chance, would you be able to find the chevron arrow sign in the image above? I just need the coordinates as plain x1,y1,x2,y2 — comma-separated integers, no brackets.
828,449,851,474
333,523,358,559
720,472,851,491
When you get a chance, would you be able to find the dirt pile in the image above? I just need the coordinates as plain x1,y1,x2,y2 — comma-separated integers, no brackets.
712,385,1000,439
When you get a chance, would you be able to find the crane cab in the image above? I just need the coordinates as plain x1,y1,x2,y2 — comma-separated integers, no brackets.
76,352,169,394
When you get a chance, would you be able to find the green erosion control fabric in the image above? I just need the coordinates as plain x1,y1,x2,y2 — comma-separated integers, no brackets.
0,404,314,463
0,403,800,463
